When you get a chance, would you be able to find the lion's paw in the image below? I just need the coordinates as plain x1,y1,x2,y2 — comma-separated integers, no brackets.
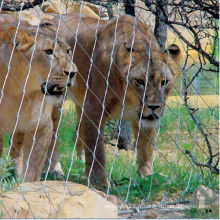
88,173,110,192
138,165,153,178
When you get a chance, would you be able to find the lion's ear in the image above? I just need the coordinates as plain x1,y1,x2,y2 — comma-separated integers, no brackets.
163,44,182,77
6,26,34,51
163,44,182,64
39,19,58,36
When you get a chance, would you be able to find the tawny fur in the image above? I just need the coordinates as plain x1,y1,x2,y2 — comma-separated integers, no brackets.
41,14,181,188
0,14,77,181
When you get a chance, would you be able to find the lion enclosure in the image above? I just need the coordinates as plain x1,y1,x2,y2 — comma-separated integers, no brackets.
0,0,219,218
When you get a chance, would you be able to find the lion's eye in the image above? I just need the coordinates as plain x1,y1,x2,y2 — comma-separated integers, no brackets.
161,79,169,87
44,49,53,55
124,43,135,53
126,47,135,53
67,48,72,54
135,79,145,87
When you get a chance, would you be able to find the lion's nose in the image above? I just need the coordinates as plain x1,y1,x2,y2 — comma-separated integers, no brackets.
147,105,160,111
64,71,77,78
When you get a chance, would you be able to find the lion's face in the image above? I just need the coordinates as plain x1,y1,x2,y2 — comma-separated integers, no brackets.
32,35,77,95
4,26,77,95
26,33,77,90
127,52,175,128
107,18,181,128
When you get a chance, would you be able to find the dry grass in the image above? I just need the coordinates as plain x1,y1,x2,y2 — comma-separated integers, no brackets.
63,95,219,111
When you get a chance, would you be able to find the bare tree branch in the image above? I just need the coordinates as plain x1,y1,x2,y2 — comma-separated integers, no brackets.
182,47,219,175
142,0,219,69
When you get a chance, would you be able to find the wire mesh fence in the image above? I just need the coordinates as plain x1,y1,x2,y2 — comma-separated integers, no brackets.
0,0,219,218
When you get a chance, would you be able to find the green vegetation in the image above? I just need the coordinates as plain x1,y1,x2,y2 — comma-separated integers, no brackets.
1,104,218,218
56,105,219,203
160,104,219,133
185,206,219,219
0,156,20,192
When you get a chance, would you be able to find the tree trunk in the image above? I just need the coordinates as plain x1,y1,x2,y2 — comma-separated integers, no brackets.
153,0,168,50
124,0,135,17
117,120,131,150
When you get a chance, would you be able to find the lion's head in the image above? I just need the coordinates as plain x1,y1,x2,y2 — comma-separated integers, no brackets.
1,24,77,98
98,16,181,128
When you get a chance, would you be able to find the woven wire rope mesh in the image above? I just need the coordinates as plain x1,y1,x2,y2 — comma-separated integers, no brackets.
0,0,219,218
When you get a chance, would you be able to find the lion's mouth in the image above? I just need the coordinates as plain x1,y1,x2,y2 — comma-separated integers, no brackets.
41,82,64,96
144,114,159,121
138,113,159,121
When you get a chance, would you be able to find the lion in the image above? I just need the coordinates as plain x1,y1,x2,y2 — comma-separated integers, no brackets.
42,0,100,19
2,0,103,27
0,15,78,182
40,14,181,189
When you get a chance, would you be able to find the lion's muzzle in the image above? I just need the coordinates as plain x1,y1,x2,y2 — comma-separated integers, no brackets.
41,82,64,96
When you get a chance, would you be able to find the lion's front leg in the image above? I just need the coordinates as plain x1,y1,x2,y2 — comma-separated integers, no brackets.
131,120,156,177
44,106,64,176
45,137,63,176
10,132,24,177
75,105,85,162
21,122,53,182
81,104,107,190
